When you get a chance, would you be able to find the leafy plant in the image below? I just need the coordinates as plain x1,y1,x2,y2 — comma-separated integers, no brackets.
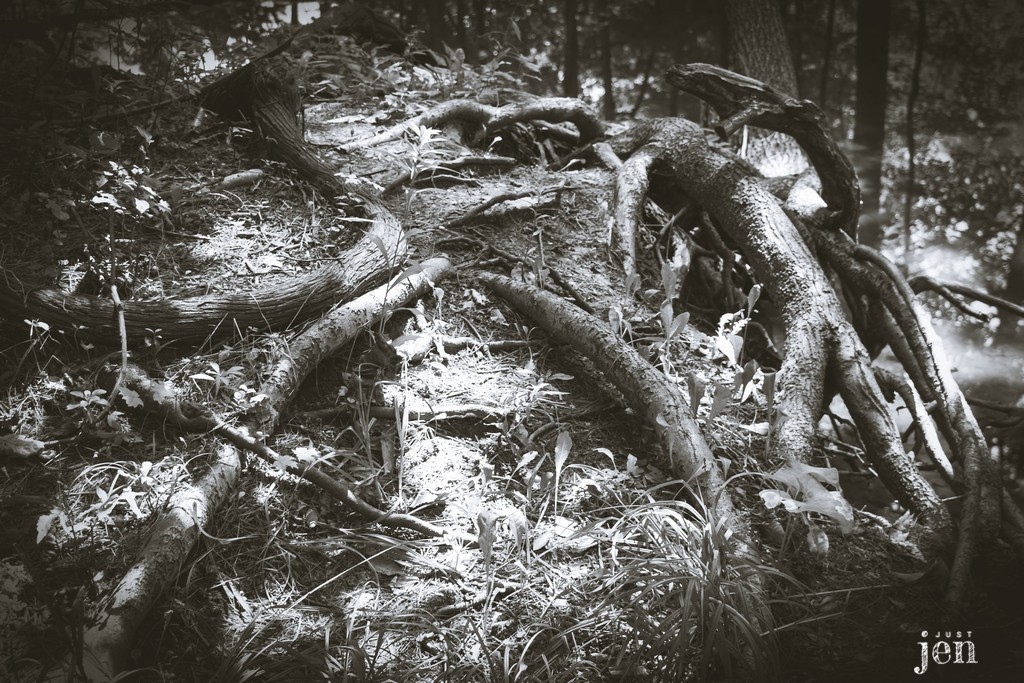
190,361,245,399
37,460,172,544
757,458,856,557
90,158,171,219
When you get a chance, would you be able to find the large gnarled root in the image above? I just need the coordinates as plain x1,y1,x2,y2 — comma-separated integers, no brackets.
0,216,406,343
657,64,1018,609
610,115,952,556
479,272,755,555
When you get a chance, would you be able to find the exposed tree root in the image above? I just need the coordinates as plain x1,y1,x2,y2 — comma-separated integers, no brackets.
611,114,953,553
0,217,404,343
910,274,1024,320
67,258,466,682
667,62,859,232
77,444,242,682
636,64,1024,609
1,57,407,345
250,258,451,431
612,144,658,281
447,184,569,227
383,154,517,195
479,273,755,554
479,271,774,671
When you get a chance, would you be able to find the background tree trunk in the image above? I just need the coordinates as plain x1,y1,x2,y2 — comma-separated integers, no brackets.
820,0,836,111
854,0,892,249
1004,229,1024,306
424,0,451,53
600,11,615,120
563,0,579,98
472,0,486,56
724,0,799,95
455,0,469,57
724,0,806,176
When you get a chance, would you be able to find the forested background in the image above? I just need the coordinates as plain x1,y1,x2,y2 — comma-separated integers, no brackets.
1,1,1024,682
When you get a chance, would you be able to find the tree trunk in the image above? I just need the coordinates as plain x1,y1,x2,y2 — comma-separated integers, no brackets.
563,0,579,98
455,0,469,56
424,0,451,53
853,0,892,249
472,0,487,59
630,49,656,118
820,0,836,112
1004,228,1024,306
600,13,615,120
791,0,806,96
724,0,799,95
724,0,807,176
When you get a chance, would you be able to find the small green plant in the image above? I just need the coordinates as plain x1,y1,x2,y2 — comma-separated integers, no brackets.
66,386,129,435
395,125,454,211
189,361,245,399
757,458,856,557
66,387,109,416
637,261,693,377
37,459,171,544
90,158,171,220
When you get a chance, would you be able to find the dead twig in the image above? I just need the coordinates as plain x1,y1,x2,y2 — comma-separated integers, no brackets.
447,184,571,228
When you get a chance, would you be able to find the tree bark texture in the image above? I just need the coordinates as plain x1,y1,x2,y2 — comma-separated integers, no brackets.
0,218,405,344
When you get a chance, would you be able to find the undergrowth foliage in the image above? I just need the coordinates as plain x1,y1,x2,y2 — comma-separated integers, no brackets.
564,495,784,682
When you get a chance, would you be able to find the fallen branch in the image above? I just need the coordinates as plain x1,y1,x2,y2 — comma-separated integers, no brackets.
340,97,604,153
383,155,517,195
296,402,513,423
448,185,568,228
339,100,499,152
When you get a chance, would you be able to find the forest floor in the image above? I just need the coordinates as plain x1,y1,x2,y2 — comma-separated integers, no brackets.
1,45,1023,683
